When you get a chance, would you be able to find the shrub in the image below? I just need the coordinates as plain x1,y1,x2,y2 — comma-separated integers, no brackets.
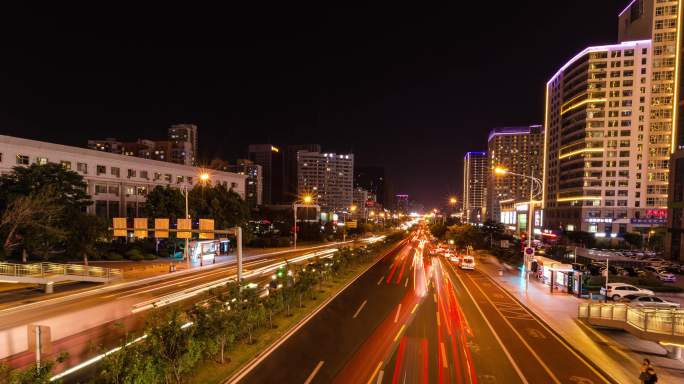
144,253,157,261
104,252,124,261
158,248,170,258
125,248,144,261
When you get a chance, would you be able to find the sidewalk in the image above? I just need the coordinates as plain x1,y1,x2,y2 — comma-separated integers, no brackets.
474,252,684,384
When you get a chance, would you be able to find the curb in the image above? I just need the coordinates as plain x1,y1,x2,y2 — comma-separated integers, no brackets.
478,264,620,384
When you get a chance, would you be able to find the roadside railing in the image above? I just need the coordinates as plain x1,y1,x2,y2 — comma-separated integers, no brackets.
0,262,123,281
579,303,684,337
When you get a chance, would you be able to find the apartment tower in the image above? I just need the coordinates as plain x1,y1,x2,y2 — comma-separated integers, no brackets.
463,151,487,224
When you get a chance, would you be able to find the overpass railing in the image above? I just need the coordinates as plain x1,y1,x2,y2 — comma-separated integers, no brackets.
0,262,123,281
578,303,684,337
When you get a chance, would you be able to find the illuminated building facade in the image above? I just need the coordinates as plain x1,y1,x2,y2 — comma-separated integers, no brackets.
463,151,487,224
297,151,354,212
486,125,544,223
544,0,684,234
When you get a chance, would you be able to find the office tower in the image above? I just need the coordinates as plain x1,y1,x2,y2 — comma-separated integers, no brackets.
354,166,387,206
283,144,322,203
395,194,409,213
463,151,487,224
297,151,354,212
487,125,544,223
248,144,283,205
210,158,263,209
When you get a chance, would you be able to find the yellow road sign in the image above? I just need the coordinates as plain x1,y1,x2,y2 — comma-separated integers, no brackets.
199,219,215,239
177,218,192,239
113,217,127,237
154,218,169,238
134,218,148,238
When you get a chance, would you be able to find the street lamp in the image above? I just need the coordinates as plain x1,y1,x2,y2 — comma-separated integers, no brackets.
293,194,316,249
182,172,211,268
494,166,542,292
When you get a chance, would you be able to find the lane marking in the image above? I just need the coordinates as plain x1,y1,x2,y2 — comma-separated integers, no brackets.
225,240,408,384
394,324,406,342
404,277,409,287
411,303,419,314
433,293,437,304
377,276,384,285
304,360,324,384
353,300,367,319
376,370,384,384
394,304,402,323
367,361,383,384
436,311,440,327
440,342,448,368
465,272,560,384
446,262,528,384
479,270,614,383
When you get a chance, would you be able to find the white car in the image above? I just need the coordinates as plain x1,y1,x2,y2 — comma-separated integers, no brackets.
601,283,654,301
620,294,681,309
460,255,475,270
656,270,677,282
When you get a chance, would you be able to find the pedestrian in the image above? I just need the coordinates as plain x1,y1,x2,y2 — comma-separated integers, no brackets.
638,358,650,383
644,367,658,383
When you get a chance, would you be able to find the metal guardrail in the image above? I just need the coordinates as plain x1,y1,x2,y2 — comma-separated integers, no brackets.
578,303,684,337
0,262,123,281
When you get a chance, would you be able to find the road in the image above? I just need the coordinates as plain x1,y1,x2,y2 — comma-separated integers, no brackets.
236,228,615,384
0,240,375,379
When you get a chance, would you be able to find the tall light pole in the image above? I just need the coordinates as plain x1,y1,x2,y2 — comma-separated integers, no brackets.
494,166,542,292
293,194,314,249
182,172,210,268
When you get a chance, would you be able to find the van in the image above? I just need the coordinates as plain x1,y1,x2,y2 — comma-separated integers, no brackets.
460,255,475,270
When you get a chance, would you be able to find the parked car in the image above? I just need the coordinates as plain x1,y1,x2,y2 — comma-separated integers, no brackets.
619,294,681,308
655,270,677,282
624,267,647,277
601,283,654,301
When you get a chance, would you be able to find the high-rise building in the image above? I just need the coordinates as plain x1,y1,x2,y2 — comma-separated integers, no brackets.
297,151,354,212
248,144,283,205
352,187,369,219
88,124,198,166
210,158,263,209
395,194,409,213
487,125,544,223
666,148,684,261
354,166,387,206
544,40,653,233
283,144,322,203
168,124,198,166
463,151,487,224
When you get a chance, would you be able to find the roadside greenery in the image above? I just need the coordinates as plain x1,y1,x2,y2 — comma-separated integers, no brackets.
89,232,406,384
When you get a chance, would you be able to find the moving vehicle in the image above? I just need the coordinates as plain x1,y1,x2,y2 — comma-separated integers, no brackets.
656,270,677,282
601,283,654,301
619,294,681,308
460,255,475,270
448,254,461,263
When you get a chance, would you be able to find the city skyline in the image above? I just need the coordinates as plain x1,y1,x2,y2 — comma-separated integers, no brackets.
0,2,626,209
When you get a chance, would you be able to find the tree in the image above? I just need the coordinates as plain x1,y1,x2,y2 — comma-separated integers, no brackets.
480,220,505,248
95,340,158,384
0,164,104,262
0,163,91,213
144,186,185,222
146,308,202,384
66,213,108,265
4,352,68,384
0,188,65,261
189,183,250,229
191,297,237,364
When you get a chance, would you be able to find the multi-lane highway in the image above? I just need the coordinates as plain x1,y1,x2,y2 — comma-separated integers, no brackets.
0,240,377,380
235,227,616,384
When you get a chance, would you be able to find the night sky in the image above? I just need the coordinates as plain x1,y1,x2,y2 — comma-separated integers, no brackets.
0,2,627,209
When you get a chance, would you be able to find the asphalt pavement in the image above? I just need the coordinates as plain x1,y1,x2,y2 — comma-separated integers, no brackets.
236,228,617,384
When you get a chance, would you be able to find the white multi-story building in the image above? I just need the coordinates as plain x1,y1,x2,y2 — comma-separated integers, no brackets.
0,135,246,218
297,151,354,212
544,40,654,234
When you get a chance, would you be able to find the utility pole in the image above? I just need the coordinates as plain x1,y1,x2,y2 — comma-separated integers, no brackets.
184,185,190,269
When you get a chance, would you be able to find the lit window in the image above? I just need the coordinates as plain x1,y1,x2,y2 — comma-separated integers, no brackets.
36,157,48,165
16,155,29,165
